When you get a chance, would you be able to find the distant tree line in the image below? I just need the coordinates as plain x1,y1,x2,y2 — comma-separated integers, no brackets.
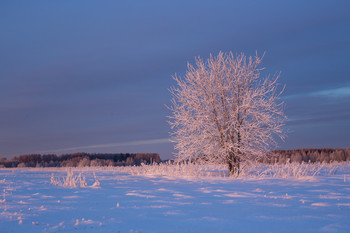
260,148,350,164
0,152,160,168
1,149,349,168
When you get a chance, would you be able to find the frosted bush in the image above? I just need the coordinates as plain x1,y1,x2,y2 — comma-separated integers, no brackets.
91,172,100,188
50,168,96,188
47,162,348,182
0,189,6,203
117,161,346,179
239,161,329,178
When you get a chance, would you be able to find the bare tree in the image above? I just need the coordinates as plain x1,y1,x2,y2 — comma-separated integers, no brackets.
168,52,286,176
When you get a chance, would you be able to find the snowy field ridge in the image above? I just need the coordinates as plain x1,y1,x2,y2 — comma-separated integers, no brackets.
1,162,350,233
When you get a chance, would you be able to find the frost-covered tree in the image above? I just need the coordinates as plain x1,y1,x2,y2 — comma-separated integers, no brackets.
168,52,286,176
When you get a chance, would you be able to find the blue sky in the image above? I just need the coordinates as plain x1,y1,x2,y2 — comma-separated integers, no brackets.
0,0,349,159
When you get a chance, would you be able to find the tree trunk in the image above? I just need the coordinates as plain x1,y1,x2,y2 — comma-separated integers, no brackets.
228,151,240,177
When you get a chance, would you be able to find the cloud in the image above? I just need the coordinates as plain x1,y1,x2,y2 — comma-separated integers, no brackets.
40,138,171,153
309,87,350,98
283,86,350,100
286,114,350,126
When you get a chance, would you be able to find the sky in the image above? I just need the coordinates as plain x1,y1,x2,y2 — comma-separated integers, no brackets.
0,0,349,159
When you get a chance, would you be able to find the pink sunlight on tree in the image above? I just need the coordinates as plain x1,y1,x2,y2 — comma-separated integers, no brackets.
169,52,286,176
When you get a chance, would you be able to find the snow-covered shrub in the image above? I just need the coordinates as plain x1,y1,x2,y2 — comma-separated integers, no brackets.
17,163,26,168
0,188,6,203
119,161,345,179
77,157,90,167
51,168,90,188
239,161,325,178
50,173,59,186
119,161,228,178
90,159,102,167
91,172,100,188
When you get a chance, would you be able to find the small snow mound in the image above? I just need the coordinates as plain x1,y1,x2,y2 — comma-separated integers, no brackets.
91,179,100,188
173,193,192,199
222,200,235,204
125,192,155,198
225,192,251,198
254,188,263,192
202,216,219,221
74,218,100,227
164,210,182,216
336,203,350,207
311,202,330,207
18,217,22,225
129,230,140,233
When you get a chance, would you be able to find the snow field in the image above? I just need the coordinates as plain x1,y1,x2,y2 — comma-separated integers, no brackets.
0,163,350,233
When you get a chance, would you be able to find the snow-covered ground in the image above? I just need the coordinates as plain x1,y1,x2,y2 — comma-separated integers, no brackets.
1,164,350,233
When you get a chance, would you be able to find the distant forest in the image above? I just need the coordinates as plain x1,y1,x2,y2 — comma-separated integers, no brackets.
0,152,160,168
0,148,349,168
263,148,350,164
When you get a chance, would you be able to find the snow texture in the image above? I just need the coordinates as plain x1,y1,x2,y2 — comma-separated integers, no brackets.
1,165,350,233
